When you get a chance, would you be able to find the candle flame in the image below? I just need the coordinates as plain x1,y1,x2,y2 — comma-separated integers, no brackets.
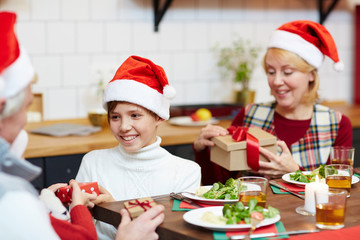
315,175,320,183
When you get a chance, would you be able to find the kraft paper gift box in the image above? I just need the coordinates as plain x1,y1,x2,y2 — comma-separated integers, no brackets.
210,127,277,171
55,182,99,204
124,197,157,219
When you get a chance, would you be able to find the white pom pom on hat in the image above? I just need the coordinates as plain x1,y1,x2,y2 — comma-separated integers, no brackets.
163,85,176,100
103,56,176,120
267,20,344,71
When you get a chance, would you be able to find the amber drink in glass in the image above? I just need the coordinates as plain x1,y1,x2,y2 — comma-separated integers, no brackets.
330,146,355,166
325,164,352,197
238,177,268,207
315,189,347,229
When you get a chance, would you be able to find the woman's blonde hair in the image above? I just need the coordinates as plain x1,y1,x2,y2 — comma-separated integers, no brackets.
263,48,319,104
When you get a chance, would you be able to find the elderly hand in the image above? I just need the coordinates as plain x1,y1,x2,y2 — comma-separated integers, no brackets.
193,124,228,152
257,140,299,178
47,183,68,192
116,204,165,240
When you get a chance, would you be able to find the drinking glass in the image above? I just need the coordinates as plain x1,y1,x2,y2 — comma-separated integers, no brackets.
237,177,268,207
330,146,355,166
325,164,353,197
315,189,347,229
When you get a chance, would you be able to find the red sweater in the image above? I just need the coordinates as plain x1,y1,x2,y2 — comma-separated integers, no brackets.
195,107,353,185
50,205,97,240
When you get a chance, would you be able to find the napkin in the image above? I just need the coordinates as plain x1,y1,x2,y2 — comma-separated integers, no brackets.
213,221,287,240
270,182,305,195
171,199,213,211
289,225,360,240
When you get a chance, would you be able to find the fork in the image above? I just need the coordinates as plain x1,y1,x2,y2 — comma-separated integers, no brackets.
170,192,203,208
244,217,262,240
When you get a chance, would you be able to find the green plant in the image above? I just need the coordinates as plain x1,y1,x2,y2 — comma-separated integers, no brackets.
213,38,261,90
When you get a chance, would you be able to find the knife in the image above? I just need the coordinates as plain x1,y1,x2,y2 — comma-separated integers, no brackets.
269,180,305,200
230,229,320,239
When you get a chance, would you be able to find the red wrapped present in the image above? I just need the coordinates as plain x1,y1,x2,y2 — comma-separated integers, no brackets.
124,197,157,219
55,182,99,204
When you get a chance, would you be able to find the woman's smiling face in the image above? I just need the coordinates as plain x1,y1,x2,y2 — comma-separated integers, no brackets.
109,102,163,153
265,50,315,111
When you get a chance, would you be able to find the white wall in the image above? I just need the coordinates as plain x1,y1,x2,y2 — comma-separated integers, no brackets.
0,0,355,120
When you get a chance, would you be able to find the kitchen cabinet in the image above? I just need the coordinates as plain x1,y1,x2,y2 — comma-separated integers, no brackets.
28,127,360,190
29,154,84,191
353,128,360,168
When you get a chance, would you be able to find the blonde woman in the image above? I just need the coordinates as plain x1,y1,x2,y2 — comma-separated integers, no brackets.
194,20,352,184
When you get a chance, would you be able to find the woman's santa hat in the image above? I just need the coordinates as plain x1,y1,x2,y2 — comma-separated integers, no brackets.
103,56,176,120
0,11,35,98
268,20,344,71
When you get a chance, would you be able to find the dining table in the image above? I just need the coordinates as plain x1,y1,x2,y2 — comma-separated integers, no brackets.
91,170,360,240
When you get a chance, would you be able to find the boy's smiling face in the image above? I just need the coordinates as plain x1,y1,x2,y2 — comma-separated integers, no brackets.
109,102,163,153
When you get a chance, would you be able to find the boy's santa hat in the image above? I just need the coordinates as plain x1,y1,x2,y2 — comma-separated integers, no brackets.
0,11,35,98
103,56,176,120
268,20,343,71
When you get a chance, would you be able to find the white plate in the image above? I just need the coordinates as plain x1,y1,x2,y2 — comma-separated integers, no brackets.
168,116,219,127
182,186,238,205
183,206,281,232
282,171,359,186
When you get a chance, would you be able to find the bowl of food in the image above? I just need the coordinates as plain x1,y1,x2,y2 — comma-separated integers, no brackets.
88,110,108,128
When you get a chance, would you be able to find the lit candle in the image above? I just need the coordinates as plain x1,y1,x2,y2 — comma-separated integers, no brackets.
304,175,329,213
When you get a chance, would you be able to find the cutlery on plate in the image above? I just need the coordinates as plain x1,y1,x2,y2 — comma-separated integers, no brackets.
269,180,305,200
230,229,320,239
170,192,203,208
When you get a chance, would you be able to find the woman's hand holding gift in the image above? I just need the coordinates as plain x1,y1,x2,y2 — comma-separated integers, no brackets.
257,140,300,178
194,125,228,152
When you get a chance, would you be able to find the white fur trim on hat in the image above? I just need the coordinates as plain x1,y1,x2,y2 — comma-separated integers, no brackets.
103,80,170,120
0,46,34,98
268,30,324,69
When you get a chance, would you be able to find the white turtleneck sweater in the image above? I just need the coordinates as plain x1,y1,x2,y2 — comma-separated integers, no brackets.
76,136,201,240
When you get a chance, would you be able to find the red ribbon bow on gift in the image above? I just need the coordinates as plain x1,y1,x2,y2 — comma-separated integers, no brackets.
128,199,153,211
228,126,260,171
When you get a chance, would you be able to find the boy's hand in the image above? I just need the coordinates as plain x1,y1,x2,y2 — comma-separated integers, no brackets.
91,185,115,205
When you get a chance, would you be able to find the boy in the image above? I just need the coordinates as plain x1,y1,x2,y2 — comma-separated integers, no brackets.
76,56,201,239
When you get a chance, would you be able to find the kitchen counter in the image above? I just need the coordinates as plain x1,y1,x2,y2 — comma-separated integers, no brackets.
24,118,232,159
24,104,360,159
330,104,360,128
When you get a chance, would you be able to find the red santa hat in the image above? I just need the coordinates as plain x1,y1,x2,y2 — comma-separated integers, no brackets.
103,55,176,120
267,20,344,71
0,11,34,99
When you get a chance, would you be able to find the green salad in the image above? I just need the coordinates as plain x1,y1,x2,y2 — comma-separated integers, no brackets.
223,198,279,224
202,178,239,200
289,165,337,183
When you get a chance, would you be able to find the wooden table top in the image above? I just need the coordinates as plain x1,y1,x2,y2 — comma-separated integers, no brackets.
92,176,360,240
24,118,232,158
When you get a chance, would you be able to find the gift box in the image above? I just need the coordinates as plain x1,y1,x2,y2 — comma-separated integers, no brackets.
55,182,99,204
124,197,157,219
210,127,277,171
